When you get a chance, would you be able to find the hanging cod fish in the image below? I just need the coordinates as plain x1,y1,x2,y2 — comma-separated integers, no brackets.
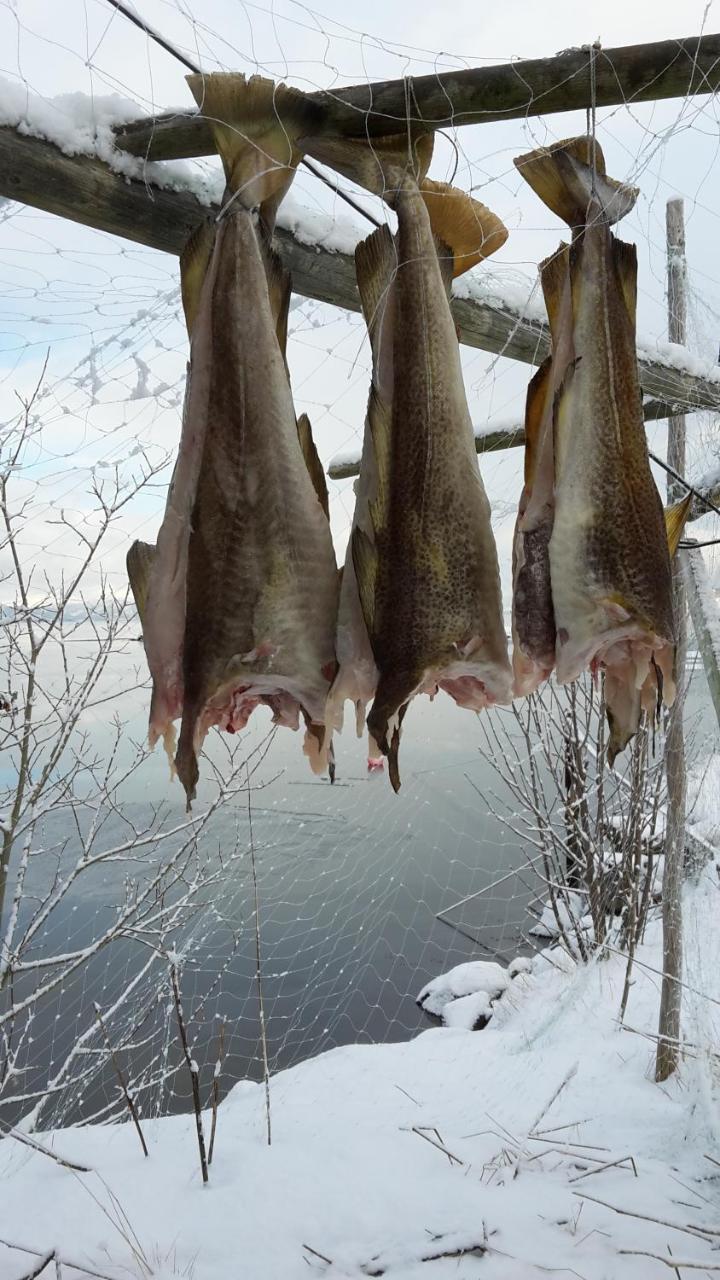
307,133,512,790
513,136,683,761
131,73,338,806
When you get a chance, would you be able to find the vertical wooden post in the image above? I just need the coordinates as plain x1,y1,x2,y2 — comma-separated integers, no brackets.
656,197,687,1082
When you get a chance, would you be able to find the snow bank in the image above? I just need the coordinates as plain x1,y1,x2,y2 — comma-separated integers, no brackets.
1,874,719,1279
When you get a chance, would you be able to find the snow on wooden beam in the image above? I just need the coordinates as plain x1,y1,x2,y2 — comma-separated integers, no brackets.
1,124,719,430
114,33,720,161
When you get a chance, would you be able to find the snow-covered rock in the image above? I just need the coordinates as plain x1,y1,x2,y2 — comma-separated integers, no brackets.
417,960,509,1017
441,990,493,1030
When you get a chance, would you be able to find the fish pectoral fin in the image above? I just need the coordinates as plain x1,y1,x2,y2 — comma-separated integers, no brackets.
611,236,638,329
296,413,329,518
126,539,157,624
514,136,638,227
538,243,570,342
351,526,378,634
664,491,693,556
187,72,319,212
302,132,433,202
180,221,216,335
421,180,507,277
355,225,396,340
263,243,292,358
523,356,553,487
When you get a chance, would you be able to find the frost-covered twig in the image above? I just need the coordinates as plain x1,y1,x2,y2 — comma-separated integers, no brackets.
207,1019,225,1167
94,1004,147,1157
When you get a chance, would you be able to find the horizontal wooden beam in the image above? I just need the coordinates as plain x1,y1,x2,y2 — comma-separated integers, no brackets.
327,400,693,480
114,33,720,161
1,124,719,430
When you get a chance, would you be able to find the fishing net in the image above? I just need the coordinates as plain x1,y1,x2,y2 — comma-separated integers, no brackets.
1,0,720,1131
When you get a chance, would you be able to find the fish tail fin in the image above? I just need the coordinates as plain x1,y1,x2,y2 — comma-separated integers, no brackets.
303,132,433,203
179,220,216,334
296,412,329,518
126,539,156,625
421,181,507,277
523,355,553,486
515,136,638,227
187,72,318,210
665,491,693,555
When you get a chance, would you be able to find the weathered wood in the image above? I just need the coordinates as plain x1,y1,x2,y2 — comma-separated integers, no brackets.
114,33,720,160
682,543,720,731
657,197,687,1085
2,124,719,422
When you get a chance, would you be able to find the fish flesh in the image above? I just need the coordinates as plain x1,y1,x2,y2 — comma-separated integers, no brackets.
309,133,512,789
514,137,678,761
137,73,338,805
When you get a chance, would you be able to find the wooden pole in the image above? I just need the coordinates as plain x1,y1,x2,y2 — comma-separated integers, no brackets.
656,197,687,1083
113,32,720,161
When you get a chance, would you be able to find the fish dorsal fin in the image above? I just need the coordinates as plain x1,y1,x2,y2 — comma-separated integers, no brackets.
303,132,433,205
610,235,638,329
352,525,378,633
514,136,638,228
296,413,329,518
539,243,570,345
523,356,553,486
421,181,508,277
126,539,157,625
180,221,216,335
187,72,318,211
355,225,397,346
665,492,692,555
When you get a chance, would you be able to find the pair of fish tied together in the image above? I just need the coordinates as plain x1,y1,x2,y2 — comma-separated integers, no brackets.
128,73,340,809
510,137,690,763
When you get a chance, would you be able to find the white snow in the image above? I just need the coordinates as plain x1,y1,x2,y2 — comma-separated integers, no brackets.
441,988,493,1029
0,75,222,206
2,873,719,1280
416,959,509,1016
529,891,592,941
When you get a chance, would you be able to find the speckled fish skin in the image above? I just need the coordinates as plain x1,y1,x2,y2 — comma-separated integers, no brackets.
516,137,675,762
354,180,512,790
175,211,338,804
138,72,338,806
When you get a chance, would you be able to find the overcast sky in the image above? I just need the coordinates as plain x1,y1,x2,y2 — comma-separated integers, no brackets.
1,0,720,604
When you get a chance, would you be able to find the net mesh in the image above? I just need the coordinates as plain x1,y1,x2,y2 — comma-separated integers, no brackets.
0,0,719,1132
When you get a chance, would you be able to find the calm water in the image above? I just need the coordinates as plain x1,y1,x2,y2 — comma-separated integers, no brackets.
2,652,716,1128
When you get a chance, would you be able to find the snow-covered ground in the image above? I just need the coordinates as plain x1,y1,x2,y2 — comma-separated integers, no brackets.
2,874,719,1280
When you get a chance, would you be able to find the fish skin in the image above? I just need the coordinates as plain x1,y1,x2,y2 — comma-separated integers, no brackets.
175,211,338,806
352,184,512,790
515,137,673,763
511,245,574,697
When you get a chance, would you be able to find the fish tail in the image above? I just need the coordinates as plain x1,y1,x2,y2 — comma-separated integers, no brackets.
514,136,638,227
303,132,433,203
187,71,319,210
355,225,396,341
126,539,156,625
420,181,507,278
665,492,693,556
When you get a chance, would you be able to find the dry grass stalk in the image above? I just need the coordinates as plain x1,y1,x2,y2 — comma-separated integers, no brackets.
207,1019,225,1166
94,1004,148,1157
170,963,208,1185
